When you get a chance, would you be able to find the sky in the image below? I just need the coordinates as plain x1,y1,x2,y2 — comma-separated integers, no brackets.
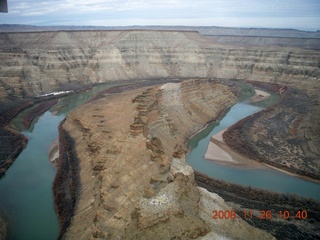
0,0,320,31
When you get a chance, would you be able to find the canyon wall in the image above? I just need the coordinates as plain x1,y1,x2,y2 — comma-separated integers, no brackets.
56,79,274,239
2,25,320,50
0,30,319,102
206,35,320,50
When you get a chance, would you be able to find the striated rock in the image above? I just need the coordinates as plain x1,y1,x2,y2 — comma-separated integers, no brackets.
0,30,319,102
55,79,274,239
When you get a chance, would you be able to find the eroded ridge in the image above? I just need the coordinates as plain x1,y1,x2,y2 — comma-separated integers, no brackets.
55,79,274,239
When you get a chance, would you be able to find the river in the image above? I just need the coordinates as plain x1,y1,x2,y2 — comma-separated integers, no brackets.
187,87,320,201
1,81,319,240
0,83,119,240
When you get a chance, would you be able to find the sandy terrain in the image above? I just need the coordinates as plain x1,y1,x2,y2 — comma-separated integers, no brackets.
204,89,271,168
49,138,59,167
249,89,271,103
205,129,267,169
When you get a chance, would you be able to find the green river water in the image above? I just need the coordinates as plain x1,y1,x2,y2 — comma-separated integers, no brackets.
0,82,319,240
0,83,118,240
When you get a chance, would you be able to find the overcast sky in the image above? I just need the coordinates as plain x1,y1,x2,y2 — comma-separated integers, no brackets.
1,0,320,31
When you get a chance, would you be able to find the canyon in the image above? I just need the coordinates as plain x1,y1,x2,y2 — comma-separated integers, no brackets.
0,28,319,239
0,30,319,102
54,79,274,239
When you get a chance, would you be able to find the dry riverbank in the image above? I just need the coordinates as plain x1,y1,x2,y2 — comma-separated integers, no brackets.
204,88,272,168
205,129,267,169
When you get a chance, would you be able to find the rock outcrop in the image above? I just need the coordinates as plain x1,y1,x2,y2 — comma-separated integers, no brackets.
55,79,274,239
0,30,319,102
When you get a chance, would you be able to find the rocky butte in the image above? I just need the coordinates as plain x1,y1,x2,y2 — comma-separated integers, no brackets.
0,28,319,239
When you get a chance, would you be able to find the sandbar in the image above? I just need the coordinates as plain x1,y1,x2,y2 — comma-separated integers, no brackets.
49,138,59,167
205,124,320,184
249,89,271,103
204,88,271,169
205,129,266,169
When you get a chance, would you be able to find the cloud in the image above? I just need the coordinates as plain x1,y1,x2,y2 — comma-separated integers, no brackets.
10,0,193,15
1,0,320,30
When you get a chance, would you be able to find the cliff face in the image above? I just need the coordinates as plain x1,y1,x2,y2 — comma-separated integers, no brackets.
1,30,319,102
57,79,274,239
206,35,320,50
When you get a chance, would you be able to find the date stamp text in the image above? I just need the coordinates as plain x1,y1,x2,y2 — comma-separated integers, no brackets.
212,209,308,220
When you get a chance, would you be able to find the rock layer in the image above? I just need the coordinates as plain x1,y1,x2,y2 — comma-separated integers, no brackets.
56,79,274,239
0,30,319,102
